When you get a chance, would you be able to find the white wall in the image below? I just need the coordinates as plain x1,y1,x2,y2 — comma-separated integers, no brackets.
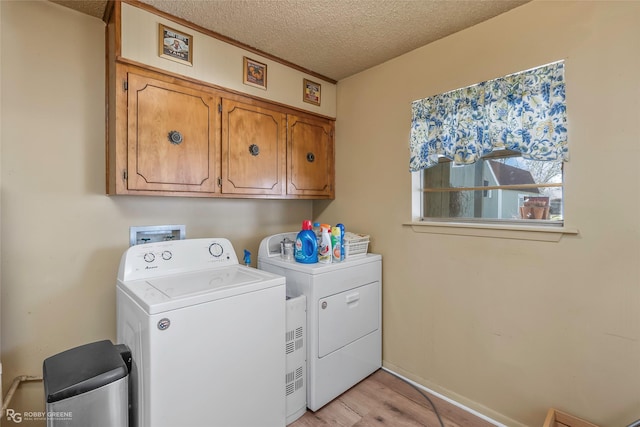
0,1,311,421
316,1,640,426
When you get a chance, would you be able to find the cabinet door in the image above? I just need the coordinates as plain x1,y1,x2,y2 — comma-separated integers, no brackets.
287,115,335,198
221,99,286,195
127,72,220,193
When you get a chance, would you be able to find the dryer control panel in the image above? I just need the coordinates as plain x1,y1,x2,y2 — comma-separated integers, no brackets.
118,238,239,282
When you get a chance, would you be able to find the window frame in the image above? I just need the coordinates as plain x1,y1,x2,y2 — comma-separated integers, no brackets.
409,151,578,241
417,150,564,226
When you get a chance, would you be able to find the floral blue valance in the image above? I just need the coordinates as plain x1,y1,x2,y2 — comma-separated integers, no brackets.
409,61,568,172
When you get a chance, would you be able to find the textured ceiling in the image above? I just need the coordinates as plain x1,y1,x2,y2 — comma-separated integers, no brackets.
51,0,529,81
51,0,109,20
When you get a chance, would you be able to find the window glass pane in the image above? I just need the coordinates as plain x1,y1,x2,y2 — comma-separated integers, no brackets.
422,153,563,223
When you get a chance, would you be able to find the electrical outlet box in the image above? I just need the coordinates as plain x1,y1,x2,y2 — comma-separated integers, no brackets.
129,225,186,246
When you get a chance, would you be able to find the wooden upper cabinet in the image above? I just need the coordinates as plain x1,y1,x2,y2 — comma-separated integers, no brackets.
287,115,335,198
221,99,286,196
126,70,220,194
107,64,335,199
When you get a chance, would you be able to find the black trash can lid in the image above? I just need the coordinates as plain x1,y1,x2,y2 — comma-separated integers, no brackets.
43,340,128,403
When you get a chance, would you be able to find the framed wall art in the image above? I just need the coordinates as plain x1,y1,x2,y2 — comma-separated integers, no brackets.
303,79,321,106
243,57,267,90
158,24,193,66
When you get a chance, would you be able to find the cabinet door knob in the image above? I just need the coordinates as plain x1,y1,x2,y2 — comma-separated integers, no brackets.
168,130,183,145
306,152,315,163
249,144,260,156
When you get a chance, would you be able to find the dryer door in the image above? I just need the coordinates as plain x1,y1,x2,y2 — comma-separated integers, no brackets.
318,281,380,358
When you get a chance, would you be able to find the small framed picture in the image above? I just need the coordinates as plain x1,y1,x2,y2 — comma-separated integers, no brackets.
243,57,267,90
158,24,193,66
303,79,321,106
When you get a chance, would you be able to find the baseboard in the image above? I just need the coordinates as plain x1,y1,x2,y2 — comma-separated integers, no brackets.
381,366,526,427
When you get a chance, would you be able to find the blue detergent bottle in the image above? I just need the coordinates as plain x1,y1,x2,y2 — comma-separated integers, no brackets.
294,220,318,263
336,223,345,261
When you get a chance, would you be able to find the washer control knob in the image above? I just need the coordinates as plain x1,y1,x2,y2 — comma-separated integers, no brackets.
162,250,172,260
143,252,155,263
321,301,327,309
209,243,224,258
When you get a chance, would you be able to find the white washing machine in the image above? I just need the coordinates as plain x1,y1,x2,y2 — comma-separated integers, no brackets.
117,238,286,427
258,232,381,412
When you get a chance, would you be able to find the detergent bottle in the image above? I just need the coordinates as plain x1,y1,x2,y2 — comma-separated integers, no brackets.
294,220,318,263
312,222,322,246
336,223,345,261
318,224,332,264
331,226,342,262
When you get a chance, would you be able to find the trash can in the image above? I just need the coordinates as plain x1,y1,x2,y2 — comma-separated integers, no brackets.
43,340,131,427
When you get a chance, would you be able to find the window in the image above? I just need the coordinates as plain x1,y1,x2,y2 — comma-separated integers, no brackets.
409,61,567,226
421,150,563,224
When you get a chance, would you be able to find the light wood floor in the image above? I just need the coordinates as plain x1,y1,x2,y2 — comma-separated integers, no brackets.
290,369,495,427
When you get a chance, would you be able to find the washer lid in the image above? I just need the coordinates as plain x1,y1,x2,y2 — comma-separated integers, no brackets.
147,266,262,298
118,265,284,314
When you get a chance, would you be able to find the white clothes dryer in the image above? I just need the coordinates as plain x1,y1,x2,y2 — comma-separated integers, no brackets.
117,238,285,427
258,232,381,412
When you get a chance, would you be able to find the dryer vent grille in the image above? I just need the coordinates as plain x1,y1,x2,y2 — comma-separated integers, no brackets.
285,295,307,423
286,326,304,354
286,330,295,342
285,369,305,396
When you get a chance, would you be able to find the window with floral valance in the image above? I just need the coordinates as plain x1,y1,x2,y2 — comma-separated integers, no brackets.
410,62,568,224
409,61,568,172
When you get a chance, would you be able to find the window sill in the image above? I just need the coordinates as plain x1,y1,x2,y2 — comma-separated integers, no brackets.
405,221,579,242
